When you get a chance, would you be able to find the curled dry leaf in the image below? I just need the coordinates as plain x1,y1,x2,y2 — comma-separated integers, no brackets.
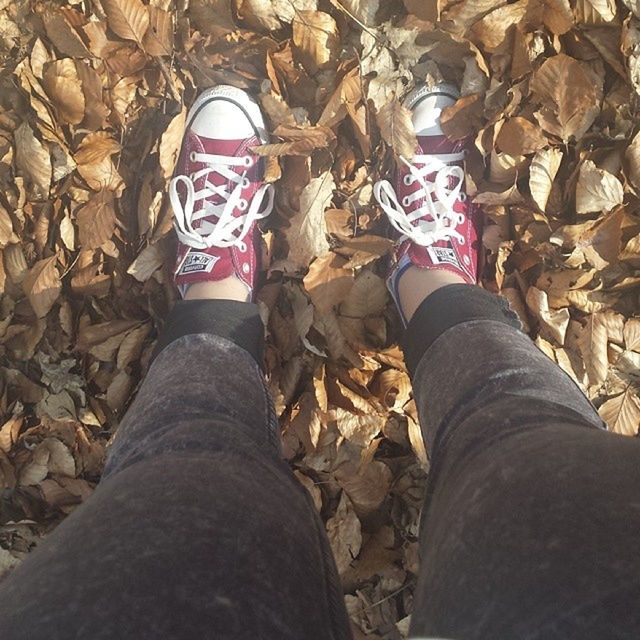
23,255,61,318
575,160,624,214
284,172,335,268
376,100,417,159
440,93,484,140
525,286,570,345
159,108,187,179
19,437,76,486
529,147,563,212
292,10,339,74
579,312,610,387
127,243,164,282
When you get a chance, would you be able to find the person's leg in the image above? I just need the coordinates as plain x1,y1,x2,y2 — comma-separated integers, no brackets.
0,85,351,640
373,81,640,639
0,300,351,640
404,284,640,640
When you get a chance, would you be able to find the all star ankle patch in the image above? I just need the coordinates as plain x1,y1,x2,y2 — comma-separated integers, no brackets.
178,252,219,275
427,246,460,267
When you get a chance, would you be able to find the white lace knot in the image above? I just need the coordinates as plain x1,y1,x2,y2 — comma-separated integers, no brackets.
374,151,467,247
170,150,274,252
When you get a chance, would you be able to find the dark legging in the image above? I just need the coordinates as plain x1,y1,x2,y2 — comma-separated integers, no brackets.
0,285,639,640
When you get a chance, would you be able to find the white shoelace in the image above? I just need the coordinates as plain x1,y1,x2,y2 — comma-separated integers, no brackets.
170,151,274,252
374,152,467,246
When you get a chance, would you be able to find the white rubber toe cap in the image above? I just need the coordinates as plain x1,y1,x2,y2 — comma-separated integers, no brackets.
187,85,268,141
405,83,459,137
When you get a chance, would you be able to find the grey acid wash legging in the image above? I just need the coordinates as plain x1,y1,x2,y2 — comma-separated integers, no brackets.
1,285,640,640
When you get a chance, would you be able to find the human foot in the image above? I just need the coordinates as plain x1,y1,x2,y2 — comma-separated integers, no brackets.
374,83,481,323
170,86,274,301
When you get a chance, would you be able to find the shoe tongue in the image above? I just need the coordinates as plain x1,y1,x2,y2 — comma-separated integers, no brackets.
417,134,465,156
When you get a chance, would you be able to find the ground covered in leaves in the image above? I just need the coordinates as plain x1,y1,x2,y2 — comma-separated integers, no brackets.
0,0,640,636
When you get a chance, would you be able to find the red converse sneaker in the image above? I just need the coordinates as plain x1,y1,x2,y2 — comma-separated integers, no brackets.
374,83,481,323
170,86,275,299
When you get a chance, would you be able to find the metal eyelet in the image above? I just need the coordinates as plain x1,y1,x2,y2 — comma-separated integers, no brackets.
403,175,413,186
243,156,253,167
189,151,197,162
242,177,250,188
402,196,411,207
238,199,248,211
459,193,467,202
242,263,250,274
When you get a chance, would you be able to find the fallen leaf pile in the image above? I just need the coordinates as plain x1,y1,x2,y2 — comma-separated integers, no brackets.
0,0,639,636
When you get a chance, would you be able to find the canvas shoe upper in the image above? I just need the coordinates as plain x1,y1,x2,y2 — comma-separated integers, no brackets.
374,83,481,323
170,85,274,299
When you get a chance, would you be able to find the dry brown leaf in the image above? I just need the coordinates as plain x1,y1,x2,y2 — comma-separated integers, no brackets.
340,270,387,319
284,172,335,268
0,205,18,248
127,243,164,282
575,160,624,214
598,386,640,435
23,256,61,318
292,10,339,74
623,318,640,352
538,0,575,34
496,117,547,156
326,492,362,574
440,93,484,140
102,0,150,45
159,108,186,178
14,123,52,198
376,100,417,159
76,190,117,249
142,7,174,56
42,8,93,58
403,0,438,21
335,460,392,515
236,0,282,30
574,0,617,24
335,408,383,447
329,0,379,26
530,54,602,141
579,312,610,387
526,287,570,345
42,59,85,125
470,0,528,51
625,130,640,191
19,437,76,486
529,147,563,212
75,132,123,193
106,370,133,412
304,253,354,314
